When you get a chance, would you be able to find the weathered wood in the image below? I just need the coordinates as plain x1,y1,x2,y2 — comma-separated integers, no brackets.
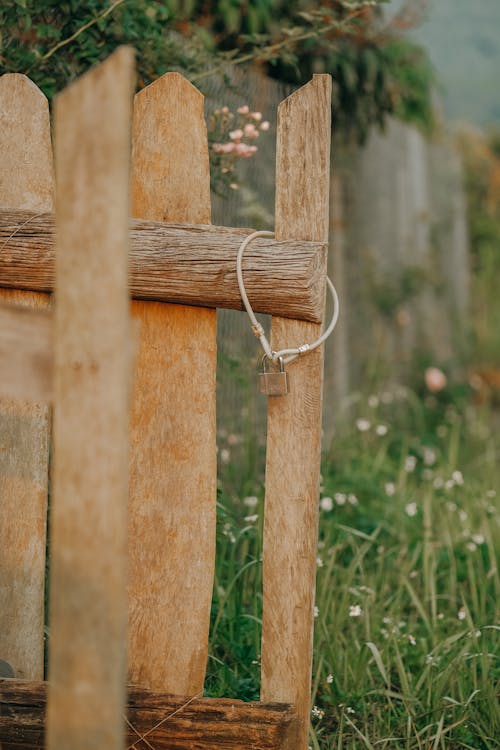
0,209,326,323
0,679,298,750
261,75,332,750
0,304,52,402
128,72,216,696
46,48,134,750
0,73,54,681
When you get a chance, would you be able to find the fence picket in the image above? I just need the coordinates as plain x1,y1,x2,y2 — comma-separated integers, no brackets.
260,75,332,749
46,48,134,750
128,72,216,694
0,73,54,681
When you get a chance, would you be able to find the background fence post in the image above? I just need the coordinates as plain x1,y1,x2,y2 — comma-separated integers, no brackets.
261,74,332,750
0,73,54,681
46,47,134,750
128,72,216,694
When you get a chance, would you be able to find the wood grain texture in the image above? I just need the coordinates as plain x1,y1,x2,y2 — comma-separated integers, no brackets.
0,73,54,681
128,72,216,694
260,75,332,750
0,679,298,750
46,48,134,750
0,304,52,402
0,209,327,322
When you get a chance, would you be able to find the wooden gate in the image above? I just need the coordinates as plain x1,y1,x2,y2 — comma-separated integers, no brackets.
0,48,331,750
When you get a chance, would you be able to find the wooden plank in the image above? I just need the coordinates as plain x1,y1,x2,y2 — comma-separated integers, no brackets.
260,75,332,750
128,72,216,695
0,679,298,750
0,209,327,323
46,48,134,750
0,73,54,681
0,303,52,403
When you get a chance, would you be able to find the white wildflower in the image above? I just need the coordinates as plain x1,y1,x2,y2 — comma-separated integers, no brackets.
335,492,347,506
220,448,230,464
404,455,417,473
314,606,319,618
348,493,359,506
466,542,477,552
368,395,379,408
433,476,444,489
346,706,355,714
320,496,333,511
376,424,388,436
316,556,324,568
326,673,334,684
243,495,258,508
408,634,416,646
459,510,468,522
472,533,485,545
244,514,258,523
423,448,436,466
311,705,324,719
458,607,466,620
452,470,464,485
349,604,362,617
405,502,418,517
356,418,371,432
385,482,396,496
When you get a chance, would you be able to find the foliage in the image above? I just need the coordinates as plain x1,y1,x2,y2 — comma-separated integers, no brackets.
211,382,500,747
0,0,434,142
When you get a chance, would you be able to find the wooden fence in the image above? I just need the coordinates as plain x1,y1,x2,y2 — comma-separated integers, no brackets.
0,48,331,750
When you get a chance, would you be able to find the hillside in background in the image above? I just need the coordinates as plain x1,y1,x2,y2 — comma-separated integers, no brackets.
411,0,500,125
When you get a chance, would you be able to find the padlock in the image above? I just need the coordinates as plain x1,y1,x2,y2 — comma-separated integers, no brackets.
259,355,289,396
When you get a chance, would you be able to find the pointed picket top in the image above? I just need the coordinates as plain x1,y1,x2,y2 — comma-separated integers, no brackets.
128,70,216,694
0,72,54,681
0,74,54,211
47,47,134,750
261,74,332,750
131,72,211,224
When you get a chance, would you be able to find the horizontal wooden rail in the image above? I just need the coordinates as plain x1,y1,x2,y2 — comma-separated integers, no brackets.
0,679,297,750
0,209,327,323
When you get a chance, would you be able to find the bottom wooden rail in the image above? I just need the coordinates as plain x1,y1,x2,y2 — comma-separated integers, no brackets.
0,679,297,750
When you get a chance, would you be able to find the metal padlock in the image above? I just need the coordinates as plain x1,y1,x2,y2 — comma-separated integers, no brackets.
259,355,289,396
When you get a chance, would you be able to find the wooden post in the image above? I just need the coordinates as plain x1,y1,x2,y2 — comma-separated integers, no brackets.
128,73,216,694
0,73,54,681
260,75,332,750
46,48,134,750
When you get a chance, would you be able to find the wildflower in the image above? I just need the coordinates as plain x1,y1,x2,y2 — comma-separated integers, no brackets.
446,501,457,511
347,493,359,506
385,482,396,496
425,366,447,393
346,706,355,714
472,533,485,545
376,424,388,436
251,111,262,121
408,634,416,646
335,492,346,506
237,104,250,114
457,607,466,620
486,489,496,498
452,470,464,485
229,183,238,190
311,705,324,719
405,502,418,517
243,495,258,508
368,395,379,408
314,606,319,618
404,455,417,472
244,514,258,523
326,673,334,684
466,542,477,552
220,448,230,464
260,120,270,131
433,476,444,489
459,510,468,522
423,448,436,466
445,479,455,490
320,496,333,511
229,128,244,140
316,557,323,568
243,122,259,139
437,613,444,620
349,604,362,617
356,418,371,432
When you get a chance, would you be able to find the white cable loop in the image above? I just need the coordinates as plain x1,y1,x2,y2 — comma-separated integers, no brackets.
236,230,340,366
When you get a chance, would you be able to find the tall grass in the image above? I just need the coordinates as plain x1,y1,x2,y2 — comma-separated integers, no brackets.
208,383,500,749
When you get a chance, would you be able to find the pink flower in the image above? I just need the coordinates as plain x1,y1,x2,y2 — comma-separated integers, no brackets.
251,111,262,121
244,123,259,139
229,129,244,141
425,367,447,393
237,105,250,114
260,120,270,131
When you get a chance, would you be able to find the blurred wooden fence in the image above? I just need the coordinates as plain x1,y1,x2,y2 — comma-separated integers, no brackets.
0,49,332,750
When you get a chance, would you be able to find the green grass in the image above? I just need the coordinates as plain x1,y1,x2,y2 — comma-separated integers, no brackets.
208,384,500,749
